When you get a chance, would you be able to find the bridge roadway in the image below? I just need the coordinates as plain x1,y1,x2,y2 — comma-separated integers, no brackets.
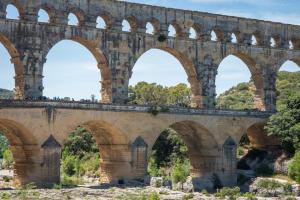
0,100,278,190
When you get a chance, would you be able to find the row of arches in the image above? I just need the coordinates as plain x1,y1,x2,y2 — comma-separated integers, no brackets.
0,117,271,188
3,3,299,49
0,36,299,107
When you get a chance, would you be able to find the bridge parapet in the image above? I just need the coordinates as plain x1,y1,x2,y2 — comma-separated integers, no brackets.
0,100,274,118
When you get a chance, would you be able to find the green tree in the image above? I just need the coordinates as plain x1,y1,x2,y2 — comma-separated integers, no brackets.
63,127,98,158
265,95,300,155
128,82,190,106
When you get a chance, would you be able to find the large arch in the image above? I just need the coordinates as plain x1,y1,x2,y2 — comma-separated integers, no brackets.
148,120,219,190
0,33,23,99
216,53,265,110
131,47,201,108
60,120,130,183
0,119,38,186
44,38,112,102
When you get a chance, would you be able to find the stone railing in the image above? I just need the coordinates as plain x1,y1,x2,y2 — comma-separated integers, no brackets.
0,100,274,118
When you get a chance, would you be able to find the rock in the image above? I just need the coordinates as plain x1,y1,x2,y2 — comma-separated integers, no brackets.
182,177,194,193
274,154,291,174
150,177,163,188
292,184,300,196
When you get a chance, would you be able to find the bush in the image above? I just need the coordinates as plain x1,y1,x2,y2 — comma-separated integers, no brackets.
149,192,160,200
3,176,11,182
288,151,300,183
171,159,189,184
61,155,77,176
3,149,13,169
215,187,241,199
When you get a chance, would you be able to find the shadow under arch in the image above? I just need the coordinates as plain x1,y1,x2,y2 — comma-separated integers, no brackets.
45,38,112,103
62,120,130,183
133,47,201,108
0,118,38,186
169,121,219,176
0,33,23,98
218,53,265,110
245,122,280,150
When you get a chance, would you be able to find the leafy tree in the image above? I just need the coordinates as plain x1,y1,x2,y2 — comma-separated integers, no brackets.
265,95,300,155
129,82,190,106
63,127,98,158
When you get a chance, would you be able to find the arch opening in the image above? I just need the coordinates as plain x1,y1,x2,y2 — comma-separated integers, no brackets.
146,22,154,35
251,35,258,45
129,48,200,107
96,16,106,29
237,122,280,178
68,13,79,26
189,27,197,39
168,24,176,37
270,37,277,48
5,4,20,20
148,121,219,190
276,60,300,110
122,19,131,32
0,42,15,99
38,8,50,23
211,30,218,41
216,54,265,110
231,33,238,43
60,120,129,184
44,39,111,102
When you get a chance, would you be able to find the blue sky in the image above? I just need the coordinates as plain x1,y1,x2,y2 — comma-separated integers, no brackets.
1,1,300,100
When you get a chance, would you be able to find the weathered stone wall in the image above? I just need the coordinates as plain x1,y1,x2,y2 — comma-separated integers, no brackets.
0,101,278,189
0,0,299,111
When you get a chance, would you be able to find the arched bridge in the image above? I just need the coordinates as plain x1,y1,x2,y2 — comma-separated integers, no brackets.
0,100,278,190
0,0,295,190
0,0,300,111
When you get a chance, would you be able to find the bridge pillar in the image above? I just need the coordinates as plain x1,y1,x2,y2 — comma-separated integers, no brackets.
196,55,218,108
10,145,44,186
99,144,133,183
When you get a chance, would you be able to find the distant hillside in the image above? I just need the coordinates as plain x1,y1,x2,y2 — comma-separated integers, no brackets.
0,89,13,99
216,71,300,110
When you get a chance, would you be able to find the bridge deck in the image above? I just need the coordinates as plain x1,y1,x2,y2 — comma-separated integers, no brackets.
0,100,273,118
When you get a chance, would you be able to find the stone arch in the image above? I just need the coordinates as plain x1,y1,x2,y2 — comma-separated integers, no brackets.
0,33,23,98
211,27,223,41
145,18,160,35
124,15,138,32
245,122,280,150
45,38,112,102
133,47,201,107
67,7,85,26
38,4,55,23
0,118,38,185
98,12,113,29
149,120,219,190
169,21,183,37
61,120,130,183
218,53,265,110
5,0,24,20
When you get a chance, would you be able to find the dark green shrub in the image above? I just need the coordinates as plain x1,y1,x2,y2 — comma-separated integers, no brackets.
288,151,300,183
3,176,11,182
62,155,77,176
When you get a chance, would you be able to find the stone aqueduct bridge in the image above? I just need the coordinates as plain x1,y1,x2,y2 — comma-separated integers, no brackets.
0,0,296,190
0,0,300,110
0,101,277,190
